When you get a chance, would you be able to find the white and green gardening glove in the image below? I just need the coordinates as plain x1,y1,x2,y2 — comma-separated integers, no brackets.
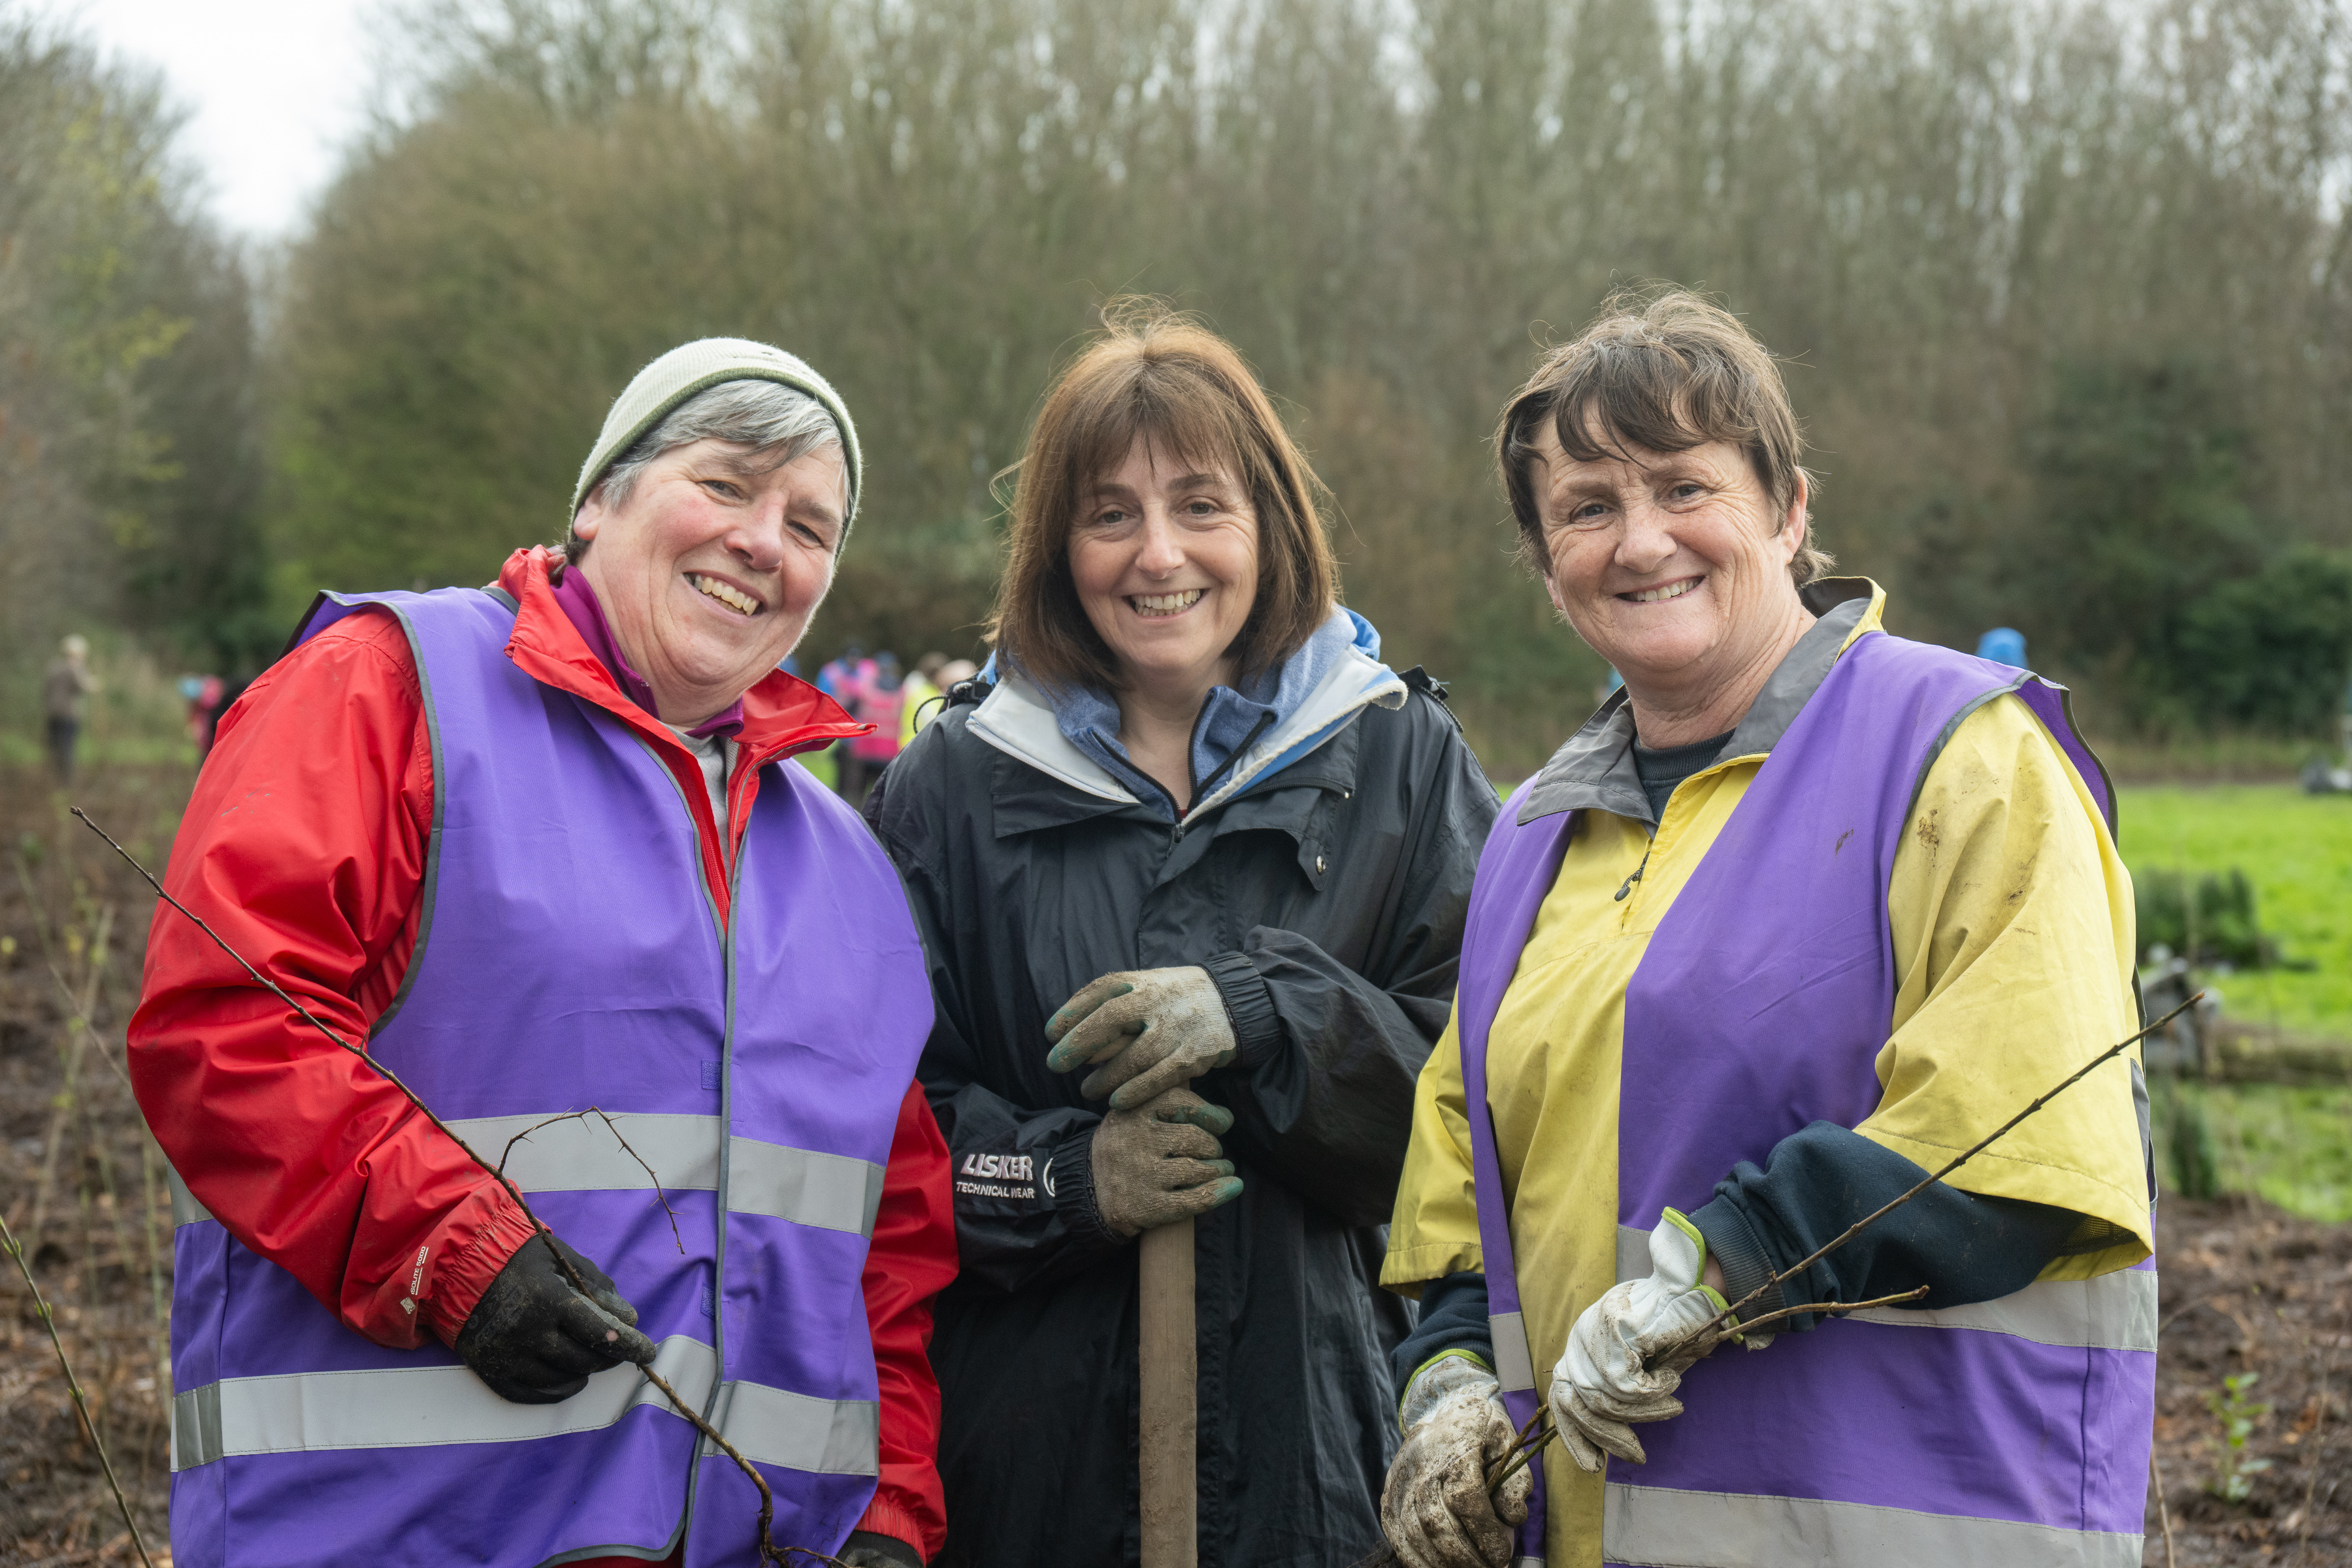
1380,1354,1533,1568
1546,1209,1735,1471
1044,966,1238,1109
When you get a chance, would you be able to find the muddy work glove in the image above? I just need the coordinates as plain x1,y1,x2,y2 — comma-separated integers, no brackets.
1546,1209,1733,1471
1045,966,1238,1109
1380,1355,1533,1568
455,1231,657,1404
837,1531,922,1568
1085,1086,1244,1237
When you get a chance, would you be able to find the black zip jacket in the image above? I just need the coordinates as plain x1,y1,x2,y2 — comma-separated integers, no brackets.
863,673,1495,1568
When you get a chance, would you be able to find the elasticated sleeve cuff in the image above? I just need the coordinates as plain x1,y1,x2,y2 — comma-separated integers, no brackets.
419,1185,542,1348
1050,1126,1132,1249
1201,949,1282,1066
1688,1194,1786,1330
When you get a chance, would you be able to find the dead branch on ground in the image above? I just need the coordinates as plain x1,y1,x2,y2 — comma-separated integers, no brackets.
3,1209,155,1568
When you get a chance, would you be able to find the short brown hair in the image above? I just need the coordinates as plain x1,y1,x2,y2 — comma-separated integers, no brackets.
1495,287,1831,584
990,301,1338,693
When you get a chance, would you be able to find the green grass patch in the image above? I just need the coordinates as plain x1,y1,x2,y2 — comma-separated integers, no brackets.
2119,785,2352,1038
2150,1079,2352,1222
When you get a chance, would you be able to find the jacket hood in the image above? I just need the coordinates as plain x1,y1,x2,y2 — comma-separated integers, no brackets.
970,606,1407,819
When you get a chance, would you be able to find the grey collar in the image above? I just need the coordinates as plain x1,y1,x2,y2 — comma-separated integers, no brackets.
1518,579,1875,827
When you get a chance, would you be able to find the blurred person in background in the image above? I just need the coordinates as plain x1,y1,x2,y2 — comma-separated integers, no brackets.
843,651,906,804
818,643,872,798
129,339,954,1568
1377,291,2152,1568
899,652,947,747
936,657,978,689
1975,626,2027,668
864,303,1497,1567
42,634,97,785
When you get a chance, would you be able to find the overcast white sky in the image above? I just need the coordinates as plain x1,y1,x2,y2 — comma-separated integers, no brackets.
56,0,376,238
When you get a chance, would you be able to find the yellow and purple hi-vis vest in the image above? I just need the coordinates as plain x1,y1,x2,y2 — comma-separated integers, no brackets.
1459,629,2153,1568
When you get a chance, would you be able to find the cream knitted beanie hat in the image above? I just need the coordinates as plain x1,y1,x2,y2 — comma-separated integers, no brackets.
570,338,863,536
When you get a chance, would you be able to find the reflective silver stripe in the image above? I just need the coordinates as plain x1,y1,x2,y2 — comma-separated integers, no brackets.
171,1334,717,1471
1616,1222,1648,1283
446,1113,722,1196
166,1164,214,1228
1613,1224,2157,1352
171,1380,223,1469
706,1379,881,1476
168,1116,881,1237
1846,1269,2158,1350
727,1135,885,1237
1603,1482,2141,1568
169,1335,877,1477
443,1114,883,1237
1487,1311,1537,1393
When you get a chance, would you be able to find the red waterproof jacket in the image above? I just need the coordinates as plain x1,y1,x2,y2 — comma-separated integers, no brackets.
129,548,956,1561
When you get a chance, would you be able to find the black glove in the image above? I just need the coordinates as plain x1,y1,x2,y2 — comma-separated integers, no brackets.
838,1531,923,1568
454,1231,658,1404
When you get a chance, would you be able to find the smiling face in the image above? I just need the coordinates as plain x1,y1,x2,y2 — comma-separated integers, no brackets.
1530,419,1812,720
570,437,847,726
1067,436,1260,701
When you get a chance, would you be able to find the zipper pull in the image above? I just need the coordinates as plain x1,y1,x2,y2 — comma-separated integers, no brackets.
1614,843,1653,902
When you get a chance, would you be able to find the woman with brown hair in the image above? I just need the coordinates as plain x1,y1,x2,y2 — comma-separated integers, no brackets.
864,303,1497,1566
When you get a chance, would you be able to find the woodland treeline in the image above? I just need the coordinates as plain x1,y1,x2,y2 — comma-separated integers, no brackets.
7,0,2352,768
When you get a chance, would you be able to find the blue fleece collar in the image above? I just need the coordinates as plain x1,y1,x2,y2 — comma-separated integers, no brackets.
990,608,1386,819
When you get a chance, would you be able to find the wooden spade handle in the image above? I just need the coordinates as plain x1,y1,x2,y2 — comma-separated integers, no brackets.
1138,1217,1198,1568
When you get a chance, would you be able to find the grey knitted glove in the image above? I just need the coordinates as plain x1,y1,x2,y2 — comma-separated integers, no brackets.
1045,966,1238,1109
1086,1086,1244,1237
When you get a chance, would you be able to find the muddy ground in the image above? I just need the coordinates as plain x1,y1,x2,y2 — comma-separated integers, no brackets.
2,760,2347,1565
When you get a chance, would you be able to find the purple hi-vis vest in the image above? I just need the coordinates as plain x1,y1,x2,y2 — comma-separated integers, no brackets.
1460,630,2154,1568
163,589,933,1568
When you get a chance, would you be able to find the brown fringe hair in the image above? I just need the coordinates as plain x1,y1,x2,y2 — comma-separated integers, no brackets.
1495,287,1831,585
989,300,1338,693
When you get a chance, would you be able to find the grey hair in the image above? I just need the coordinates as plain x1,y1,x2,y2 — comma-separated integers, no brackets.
564,379,845,563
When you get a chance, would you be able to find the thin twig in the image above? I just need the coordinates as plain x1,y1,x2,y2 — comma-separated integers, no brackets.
3,1211,155,1568
1478,1288,1933,1491
500,1108,686,1255
43,958,136,1096
2296,1305,2338,1565
1484,1404,1555,1492
1468,1002,2197,1521
2150,1447,2176,1568
1655,993,2200,1365
75,809,798,1564
1723,1284,1930,1337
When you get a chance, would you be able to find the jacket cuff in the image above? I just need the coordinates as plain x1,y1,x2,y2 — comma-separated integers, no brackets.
1688,1194,1784,1331
1051,1126,1132,1249
1201,950,1281,1067
419,1186,540,1347
849,1501,928,1565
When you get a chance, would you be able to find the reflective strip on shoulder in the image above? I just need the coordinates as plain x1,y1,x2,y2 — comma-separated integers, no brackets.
1604,1483,2142,1568
706,1379,881,1476
171,1334,718,1471
1487,1311,1537,1393
1613,1224,2157,1351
